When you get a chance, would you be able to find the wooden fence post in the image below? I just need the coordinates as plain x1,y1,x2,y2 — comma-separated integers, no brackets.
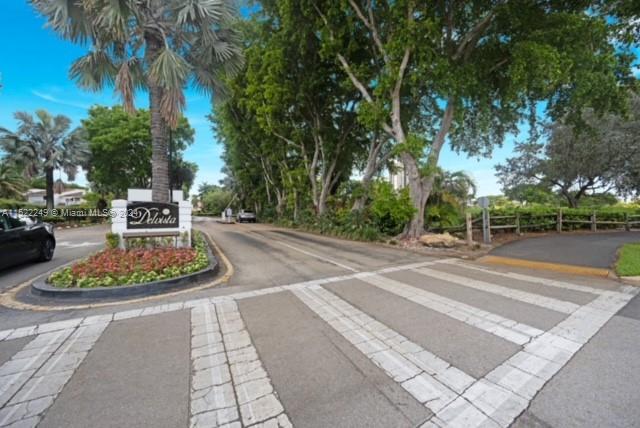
625,213,631,231
556,209,563,233
515,213,521,235
482,208,491,244
466,212,473,246
591,211,597,232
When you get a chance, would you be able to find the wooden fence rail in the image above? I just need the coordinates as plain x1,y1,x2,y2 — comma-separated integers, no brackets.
431,210,640,244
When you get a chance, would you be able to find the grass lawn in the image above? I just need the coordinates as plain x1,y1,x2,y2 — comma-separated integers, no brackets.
616,243,640,277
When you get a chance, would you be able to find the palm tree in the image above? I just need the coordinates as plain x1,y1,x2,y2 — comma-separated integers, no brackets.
32,0,244,203
430,168,477,207
0,110,88,209
0,162,28,199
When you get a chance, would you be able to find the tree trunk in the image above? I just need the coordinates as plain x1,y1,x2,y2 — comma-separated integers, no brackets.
352,195,367,212
351,155,377,212
400,153,428,239
560,189,578,208
45,167,54,210
351,161,376,211
317,172,333,216
317,194,328,216
275,190,285,218
292,189,299,222
352,136,387,212
146,35,170,203
400,100,455,239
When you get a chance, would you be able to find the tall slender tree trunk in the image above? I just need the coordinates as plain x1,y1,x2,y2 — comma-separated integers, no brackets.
351,154,377,212
45,167,54,210
292,189,299,222
399,100,455,239
352,136,387,212
146,35,170,203
275,190,285,217
400,153,429,238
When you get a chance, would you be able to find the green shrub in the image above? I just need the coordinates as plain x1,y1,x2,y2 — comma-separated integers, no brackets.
370,182,415,236
0,199,41,209
275,208,383,241
426,203,465,230
105,232,120,249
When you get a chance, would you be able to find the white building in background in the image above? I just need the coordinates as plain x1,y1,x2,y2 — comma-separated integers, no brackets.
57,189,86,206
25,189,46,205
24,188,87,206
388,159,408,190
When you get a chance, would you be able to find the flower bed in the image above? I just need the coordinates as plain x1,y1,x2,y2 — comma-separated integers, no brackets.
49,232,209,288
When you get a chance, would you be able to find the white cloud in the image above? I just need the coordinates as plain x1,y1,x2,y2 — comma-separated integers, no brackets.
31,90,90,110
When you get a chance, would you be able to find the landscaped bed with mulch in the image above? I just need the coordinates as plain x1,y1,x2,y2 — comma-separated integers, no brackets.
48,231,210,288
616,242,640,277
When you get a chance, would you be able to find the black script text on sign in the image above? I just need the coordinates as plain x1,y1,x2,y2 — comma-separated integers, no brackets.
127,202,179,229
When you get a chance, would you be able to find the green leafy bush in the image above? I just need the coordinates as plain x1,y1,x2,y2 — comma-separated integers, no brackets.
105,232,120,249
276,208,382,241
426,203,465,230
370,182,415,236
0,199,41,209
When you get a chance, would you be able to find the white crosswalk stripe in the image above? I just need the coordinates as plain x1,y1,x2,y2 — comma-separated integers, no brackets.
438,259,617,296
358,274,544,345
190,301,291,428
431,288,637,428
293,286,475,412
413,266,580,314
0,258,636,428
0,329,73,409
0,322,109,427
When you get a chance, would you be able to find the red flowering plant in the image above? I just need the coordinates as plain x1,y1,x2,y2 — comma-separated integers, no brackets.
49,232,209,288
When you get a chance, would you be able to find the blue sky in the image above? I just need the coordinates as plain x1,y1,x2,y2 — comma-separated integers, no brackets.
0,2,219,191
1,2,637,197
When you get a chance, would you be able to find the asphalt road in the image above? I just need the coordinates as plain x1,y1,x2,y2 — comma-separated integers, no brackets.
0,219,638,428
491,231,640,268
0,224,108,292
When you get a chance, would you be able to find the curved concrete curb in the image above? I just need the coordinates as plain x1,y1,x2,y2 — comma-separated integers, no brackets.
479,255,612,278
30,239,218,299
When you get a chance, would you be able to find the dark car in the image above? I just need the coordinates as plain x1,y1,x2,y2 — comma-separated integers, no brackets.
237,210,257,223
0,213,56,270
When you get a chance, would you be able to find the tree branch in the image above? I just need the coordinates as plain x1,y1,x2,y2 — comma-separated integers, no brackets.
391,47,411,134
427,98,456,167
347,0,390,63
452,9,497,62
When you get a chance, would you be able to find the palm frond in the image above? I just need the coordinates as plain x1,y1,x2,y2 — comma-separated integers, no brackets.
160,88,186,129
176,0,235,26
0,163,29,199
149,47,191,89
115,60,136,113
70,49,118,91
30,0,93,43
93,0,132,42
